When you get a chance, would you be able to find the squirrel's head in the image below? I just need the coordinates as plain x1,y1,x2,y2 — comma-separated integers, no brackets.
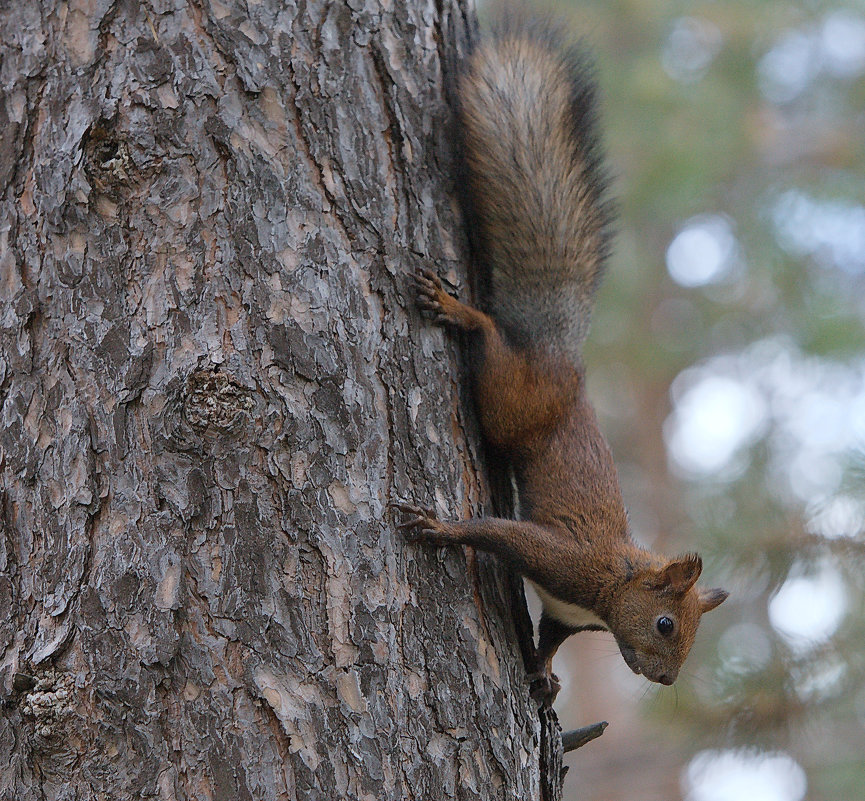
606,553,728,685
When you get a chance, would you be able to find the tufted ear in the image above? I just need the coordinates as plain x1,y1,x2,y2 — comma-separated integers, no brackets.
698,587,729,613
654,553,703,594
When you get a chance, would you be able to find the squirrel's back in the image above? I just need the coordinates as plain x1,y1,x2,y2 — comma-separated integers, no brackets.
458,17,613,363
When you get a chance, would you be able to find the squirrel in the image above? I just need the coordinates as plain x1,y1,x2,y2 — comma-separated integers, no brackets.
394,16,728,697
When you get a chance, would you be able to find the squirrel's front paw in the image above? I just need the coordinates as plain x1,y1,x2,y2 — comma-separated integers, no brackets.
391,501,456,544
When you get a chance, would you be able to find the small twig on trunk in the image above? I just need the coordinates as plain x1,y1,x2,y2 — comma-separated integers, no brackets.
561,721,608,753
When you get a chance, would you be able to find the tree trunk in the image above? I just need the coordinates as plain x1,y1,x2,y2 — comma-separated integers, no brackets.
0,1,555,798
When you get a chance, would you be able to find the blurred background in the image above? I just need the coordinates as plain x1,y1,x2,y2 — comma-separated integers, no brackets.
477,0,865,798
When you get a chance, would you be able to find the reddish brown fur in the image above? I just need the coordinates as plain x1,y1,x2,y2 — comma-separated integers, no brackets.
396,18,727,696
400,270,728,689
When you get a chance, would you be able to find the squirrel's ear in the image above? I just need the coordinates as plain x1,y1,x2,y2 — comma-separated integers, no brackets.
657,553,703,594
698,587,729,613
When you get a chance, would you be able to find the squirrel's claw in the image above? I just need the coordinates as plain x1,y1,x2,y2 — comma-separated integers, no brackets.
412,268,439,293
416,295,440,312
392,501,438,534
410,267,480,331
392,501,454,543
528,670,562,706
413,271,444,310
414,267,442,287
391,501,436,518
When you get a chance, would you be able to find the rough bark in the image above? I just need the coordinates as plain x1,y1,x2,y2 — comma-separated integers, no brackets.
0,1,558,798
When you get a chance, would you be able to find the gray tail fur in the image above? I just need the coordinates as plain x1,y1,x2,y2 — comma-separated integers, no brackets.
457,14,613,363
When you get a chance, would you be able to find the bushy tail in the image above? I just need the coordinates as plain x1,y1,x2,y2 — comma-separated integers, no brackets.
457,15,613,363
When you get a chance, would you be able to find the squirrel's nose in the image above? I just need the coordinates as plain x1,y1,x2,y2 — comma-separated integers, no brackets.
658,673,675,685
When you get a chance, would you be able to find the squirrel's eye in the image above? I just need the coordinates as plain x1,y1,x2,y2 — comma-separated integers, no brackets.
656,616,675,636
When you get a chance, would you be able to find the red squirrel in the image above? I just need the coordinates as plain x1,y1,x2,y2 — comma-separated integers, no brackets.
395,16,728,697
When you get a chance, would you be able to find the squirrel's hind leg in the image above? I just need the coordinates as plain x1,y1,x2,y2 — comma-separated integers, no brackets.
412,268,574,451
528,613,580,705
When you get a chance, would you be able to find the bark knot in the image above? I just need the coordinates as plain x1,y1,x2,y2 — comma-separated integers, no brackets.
182,369,255,434
83,121,135,193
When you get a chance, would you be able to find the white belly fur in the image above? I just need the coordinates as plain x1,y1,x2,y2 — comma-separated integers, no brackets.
528,581,608,630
